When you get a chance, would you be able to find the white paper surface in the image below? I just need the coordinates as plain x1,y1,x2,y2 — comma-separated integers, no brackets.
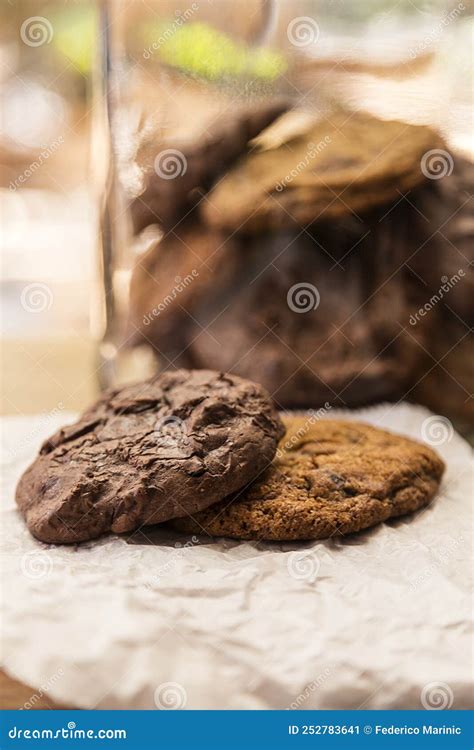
1,403,472,710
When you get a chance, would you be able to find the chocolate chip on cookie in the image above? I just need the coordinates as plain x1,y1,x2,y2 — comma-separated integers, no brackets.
16,370,284,544
171,417,445,541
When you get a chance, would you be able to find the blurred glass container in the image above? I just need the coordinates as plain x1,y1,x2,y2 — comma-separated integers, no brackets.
98,0,473,425
1,0,100,414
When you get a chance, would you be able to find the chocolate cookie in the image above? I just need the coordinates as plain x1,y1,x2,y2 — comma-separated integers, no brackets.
130,210,432,409
16,370,284,544
131,99,289,234
171,417,445,541
201,111,443,232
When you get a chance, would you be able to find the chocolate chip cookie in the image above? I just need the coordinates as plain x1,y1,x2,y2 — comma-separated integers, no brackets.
171,417,445,541
16,370,284,544
201,111,443,232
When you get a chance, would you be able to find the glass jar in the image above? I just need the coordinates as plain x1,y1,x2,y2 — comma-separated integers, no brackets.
98,0,473,429
1,0,99,414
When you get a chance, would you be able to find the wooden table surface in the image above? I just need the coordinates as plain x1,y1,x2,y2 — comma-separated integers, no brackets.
0,671,68,710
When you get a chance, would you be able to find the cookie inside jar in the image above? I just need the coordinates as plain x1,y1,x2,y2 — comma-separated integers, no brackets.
125,101,473,421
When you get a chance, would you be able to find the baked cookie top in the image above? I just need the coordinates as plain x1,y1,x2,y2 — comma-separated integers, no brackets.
16,370,284,544
171,416,445,541
130,99,289,233
201,111,443,232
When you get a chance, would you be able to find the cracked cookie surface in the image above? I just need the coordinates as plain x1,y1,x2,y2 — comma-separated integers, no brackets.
16,370,284,544
171,417,445,541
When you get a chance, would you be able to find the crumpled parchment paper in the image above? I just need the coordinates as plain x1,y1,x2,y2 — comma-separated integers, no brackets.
1,403,472,710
